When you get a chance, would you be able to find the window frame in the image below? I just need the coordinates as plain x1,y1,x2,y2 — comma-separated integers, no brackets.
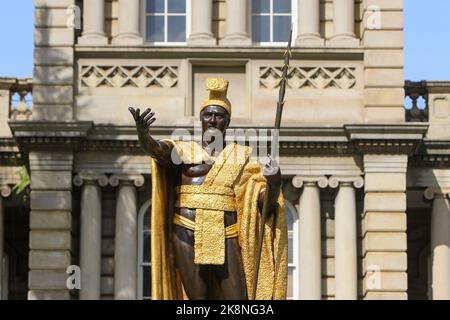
285,200,299,300
137,199,152,300
143,0,191,46
250,0,297,47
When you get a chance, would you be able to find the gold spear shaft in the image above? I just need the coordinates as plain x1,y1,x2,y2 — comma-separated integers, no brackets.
252,27,293,300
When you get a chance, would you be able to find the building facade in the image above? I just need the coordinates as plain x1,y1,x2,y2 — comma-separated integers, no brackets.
0,0,449,300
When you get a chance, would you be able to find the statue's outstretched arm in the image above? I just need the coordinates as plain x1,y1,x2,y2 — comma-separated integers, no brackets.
129,107,172,166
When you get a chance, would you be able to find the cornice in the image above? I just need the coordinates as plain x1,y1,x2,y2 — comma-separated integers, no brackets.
8,120,93,152
74,46,364,61
3,122,432,156
345,123,429,155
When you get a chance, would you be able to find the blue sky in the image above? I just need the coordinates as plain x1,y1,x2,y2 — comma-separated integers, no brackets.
0,1,449,80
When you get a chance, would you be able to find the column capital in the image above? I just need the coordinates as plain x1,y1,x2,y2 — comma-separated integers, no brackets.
292,175,328,189
0,184,12,198
329,176,364,189
109,174,145,187
424,187,450,200
73,172,108,187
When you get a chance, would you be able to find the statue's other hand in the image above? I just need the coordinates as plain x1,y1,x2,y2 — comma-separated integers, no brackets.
263,155,282,187
128,107,156,134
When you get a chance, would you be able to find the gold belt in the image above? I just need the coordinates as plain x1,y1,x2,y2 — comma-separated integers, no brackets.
175,184,237,265
175,185,236,211
173,214,238,238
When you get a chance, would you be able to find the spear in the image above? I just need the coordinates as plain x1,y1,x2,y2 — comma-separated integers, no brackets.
252,27,293,300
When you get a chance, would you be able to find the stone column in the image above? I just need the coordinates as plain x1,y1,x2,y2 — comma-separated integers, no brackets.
187,0,216,46
73,173,108,300
293,176,328,300
112,0,143,45
424,188,450,300
221,0,251,46
110,175,144,300
295,0,324,47
329,176,364,300
78,0,108,45
0,185,10,300
330,0,359,46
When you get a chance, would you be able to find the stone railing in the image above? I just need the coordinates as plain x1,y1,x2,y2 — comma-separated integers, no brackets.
405,81,450,130
405,81,429,122
0,77,33,122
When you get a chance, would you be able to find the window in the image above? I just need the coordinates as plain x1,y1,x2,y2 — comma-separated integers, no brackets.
145,0,189,44
251,0,293,44
137,200,152,300
286,201,299,300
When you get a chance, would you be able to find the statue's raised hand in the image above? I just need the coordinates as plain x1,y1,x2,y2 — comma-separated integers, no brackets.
128,107,156,135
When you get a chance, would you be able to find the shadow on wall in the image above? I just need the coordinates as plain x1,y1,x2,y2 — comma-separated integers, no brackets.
32,7,91,123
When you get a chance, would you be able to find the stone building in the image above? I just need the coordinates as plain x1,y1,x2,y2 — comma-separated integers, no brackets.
0,0,449,300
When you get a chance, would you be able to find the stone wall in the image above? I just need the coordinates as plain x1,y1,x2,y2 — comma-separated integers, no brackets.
34,0,75,121
361,155,408,299
362,0,405,122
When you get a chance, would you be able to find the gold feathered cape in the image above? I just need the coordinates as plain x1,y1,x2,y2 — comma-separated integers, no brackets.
150,140,287,300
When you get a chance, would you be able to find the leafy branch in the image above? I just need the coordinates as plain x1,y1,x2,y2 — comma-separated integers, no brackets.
12,165,30,195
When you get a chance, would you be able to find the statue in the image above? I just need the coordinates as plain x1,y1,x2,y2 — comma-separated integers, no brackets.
129,78,287,300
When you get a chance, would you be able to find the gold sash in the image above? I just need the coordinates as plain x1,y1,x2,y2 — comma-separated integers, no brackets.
172,214,238,238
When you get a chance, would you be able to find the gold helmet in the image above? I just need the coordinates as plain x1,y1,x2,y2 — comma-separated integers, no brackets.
200,77,231,116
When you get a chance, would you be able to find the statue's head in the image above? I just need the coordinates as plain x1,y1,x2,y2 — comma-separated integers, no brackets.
200,104,230,135
200,78,231,139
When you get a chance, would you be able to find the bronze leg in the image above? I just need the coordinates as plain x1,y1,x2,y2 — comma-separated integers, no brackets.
212,237,248,300
172,225,209,299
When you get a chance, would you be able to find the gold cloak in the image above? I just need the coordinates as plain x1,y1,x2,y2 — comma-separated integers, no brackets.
150,141,287,300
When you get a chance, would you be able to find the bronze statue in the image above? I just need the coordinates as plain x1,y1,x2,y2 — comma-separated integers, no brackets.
129,78,287,300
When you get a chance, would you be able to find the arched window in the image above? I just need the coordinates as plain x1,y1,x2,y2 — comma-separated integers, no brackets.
251,0,295,45
286,200,299,300
137,200,152,300
145,0,190,45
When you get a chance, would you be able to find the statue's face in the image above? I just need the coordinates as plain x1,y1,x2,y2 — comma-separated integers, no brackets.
200,105,230,135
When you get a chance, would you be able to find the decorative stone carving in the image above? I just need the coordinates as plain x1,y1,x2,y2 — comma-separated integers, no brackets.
73,172,108,187
0,184,12,198
80,65,179,88
260,66,356,90
292,175,328,189
424,187,450,200
109,174,145,187
329,176,364,189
